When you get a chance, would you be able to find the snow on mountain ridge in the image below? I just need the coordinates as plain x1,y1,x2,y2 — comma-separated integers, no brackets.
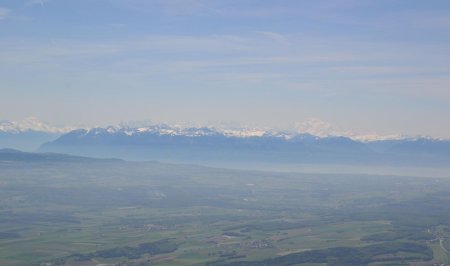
295,118,412,142
79,123,415,141
1,118,426,141
82,124,274,138
0,117,73,134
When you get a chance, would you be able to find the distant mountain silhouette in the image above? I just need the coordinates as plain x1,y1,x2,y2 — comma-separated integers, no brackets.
38,126,450,167
0,148,120,163
0,130,60,151
388,138,450,156
0,118,70,151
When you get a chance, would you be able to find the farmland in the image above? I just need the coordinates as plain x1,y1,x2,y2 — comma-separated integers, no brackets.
0,152,449,265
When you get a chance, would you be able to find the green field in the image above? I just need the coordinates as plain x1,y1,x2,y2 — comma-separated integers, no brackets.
1,156,450,265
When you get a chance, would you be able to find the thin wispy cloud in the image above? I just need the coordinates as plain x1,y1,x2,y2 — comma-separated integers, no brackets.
257,31,289,44
0,7,10,20
25,0,48,7
2,32,450,99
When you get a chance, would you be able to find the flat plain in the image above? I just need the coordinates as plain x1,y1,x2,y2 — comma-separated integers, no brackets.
0,152,449,265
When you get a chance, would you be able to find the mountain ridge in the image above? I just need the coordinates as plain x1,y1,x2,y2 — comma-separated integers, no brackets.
38,125,450,167
0,148,122,163
2,119,450,167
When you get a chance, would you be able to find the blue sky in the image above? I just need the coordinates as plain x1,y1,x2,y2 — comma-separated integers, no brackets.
1,0,450,138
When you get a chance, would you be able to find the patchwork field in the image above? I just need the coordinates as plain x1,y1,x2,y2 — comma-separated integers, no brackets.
1,153,450,265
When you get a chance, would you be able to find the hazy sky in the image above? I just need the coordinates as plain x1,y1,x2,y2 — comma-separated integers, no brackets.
1,0,450,138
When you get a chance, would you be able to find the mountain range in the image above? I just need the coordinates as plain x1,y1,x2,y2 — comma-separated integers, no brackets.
0,148,120,163
0,117,70,151
2,118,449,167
38,124,450,167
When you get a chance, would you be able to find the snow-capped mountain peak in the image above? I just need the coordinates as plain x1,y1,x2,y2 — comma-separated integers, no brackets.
79,123,281,139
70,121,415,142
295,118,409,142
0,117,73,134
0,117,422,142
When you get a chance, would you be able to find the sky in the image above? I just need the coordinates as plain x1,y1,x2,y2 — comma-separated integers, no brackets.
1,0,450,138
